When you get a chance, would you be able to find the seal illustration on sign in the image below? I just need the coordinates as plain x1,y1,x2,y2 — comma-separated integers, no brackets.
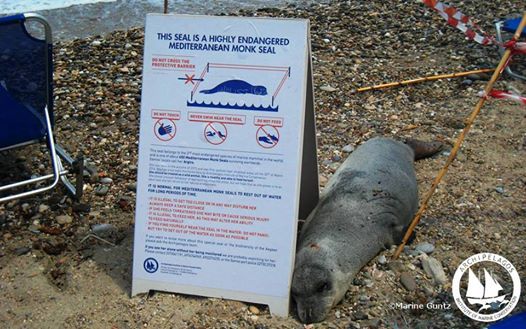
199,79,268,95
291,137,425,323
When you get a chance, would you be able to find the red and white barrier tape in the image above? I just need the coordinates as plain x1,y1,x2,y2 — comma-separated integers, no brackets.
479,90,526,105
504,40,526,54
422,0,496,45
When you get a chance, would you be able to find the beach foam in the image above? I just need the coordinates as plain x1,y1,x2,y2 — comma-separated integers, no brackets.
0,0,116,14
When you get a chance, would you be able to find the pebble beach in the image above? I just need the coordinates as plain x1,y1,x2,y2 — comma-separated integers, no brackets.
0,1,525,328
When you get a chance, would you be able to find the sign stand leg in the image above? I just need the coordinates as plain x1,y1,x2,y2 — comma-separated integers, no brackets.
298,53,319,220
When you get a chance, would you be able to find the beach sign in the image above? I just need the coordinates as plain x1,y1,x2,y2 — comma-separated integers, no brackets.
132,14,318,316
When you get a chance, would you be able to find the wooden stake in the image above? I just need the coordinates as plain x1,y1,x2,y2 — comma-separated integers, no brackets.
164,0,168,14
393,12,526,259
356,68,493,93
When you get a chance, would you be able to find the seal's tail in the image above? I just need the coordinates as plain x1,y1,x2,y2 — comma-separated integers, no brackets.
404,138,444,161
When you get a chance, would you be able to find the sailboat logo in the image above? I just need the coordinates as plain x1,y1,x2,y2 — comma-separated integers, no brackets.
452,253,521,323
465,268,509,312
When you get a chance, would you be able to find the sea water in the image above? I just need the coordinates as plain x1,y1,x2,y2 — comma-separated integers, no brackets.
0,0,116,14
0,0,320,40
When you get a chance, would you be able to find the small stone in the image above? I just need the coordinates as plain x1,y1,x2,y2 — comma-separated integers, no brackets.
351,310,368,321
318,175,329,186
414,321,430,329
404,246,420,257
95,185,109,196
249,315,259,322
461,79,473,86
444,118,465,129
377,255,387,265
21,203,31,212
335,310,341,318
388,260,405,273
72,203,91,213
55,215,73,225
91,40,102,46
89,211,101,219
364,318,380,328
92,223,115,238
83,161,99,182
28,225,41,234
100,177,113,185
421,255,447,285
415,242,435,254
359,295,369,302
332,154,342,162
423,285,435,296
494,233,501,239
414,102,424,109
467,73,490,81
248,305,260,315
342,144,355,153
320,85,337,92
14,246,31,256
38,204,50,213
400,272,417,291
495,186,505,194
127,182,137,191
329,162,340,171
353,278,364,286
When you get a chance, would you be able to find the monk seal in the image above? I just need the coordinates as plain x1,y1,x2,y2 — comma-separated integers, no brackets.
200,79,267,95
291,137,420,323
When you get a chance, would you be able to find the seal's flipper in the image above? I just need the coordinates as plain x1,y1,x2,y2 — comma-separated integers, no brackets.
404,138,444,161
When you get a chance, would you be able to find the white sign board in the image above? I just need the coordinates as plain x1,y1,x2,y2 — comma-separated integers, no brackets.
132,14,318,316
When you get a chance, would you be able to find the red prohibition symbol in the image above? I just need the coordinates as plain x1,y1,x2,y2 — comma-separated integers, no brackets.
256,125,280,148
204,122,227,145
154,119,176,141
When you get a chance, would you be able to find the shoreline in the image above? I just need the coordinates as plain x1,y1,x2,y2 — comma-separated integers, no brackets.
5,0,322,41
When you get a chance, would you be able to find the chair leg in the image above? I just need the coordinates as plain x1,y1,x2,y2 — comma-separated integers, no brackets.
74,155,84,200
55,144,84,200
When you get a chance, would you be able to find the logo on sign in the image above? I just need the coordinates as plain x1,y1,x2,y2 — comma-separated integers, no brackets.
452,253,521,322
143,257,159,273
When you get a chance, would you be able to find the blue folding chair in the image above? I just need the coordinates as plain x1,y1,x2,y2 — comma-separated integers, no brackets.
0,13,84,203
489,311,526,329
495,17,526,80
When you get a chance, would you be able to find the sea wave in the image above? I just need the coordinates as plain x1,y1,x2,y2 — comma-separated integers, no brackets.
0,0,116,14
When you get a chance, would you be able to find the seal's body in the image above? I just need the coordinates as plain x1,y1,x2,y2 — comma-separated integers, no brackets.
291,138,418,323
200,79,267,95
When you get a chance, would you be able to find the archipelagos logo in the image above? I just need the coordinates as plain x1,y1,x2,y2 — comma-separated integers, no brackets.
143,257,159,274
452,253,521,322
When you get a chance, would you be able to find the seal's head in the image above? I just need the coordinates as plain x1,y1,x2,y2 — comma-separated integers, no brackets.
291,245,346,323
253,85,268,95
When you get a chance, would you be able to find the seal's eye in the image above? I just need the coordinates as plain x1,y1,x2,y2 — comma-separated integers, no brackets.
316,282,331,293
